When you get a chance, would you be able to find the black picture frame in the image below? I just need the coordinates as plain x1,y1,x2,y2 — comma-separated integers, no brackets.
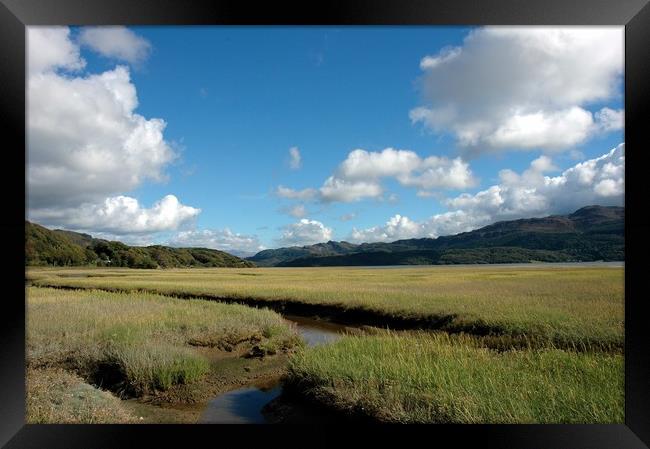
2,0,649,447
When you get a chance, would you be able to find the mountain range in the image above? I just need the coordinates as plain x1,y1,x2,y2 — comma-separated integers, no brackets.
26,205,624,268
247,205,624,267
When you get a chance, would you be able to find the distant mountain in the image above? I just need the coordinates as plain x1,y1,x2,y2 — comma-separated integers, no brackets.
25,221,255,268
248,241,358,267
247,206,624,267
223,249,259,259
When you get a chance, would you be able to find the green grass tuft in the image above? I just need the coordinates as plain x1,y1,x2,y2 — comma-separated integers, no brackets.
27,286,299,396
287,332,623,424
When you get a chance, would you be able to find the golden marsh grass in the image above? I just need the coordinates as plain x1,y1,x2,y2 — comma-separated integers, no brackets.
28,265,624,349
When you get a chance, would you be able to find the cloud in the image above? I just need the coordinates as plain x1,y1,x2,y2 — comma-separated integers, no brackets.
349,143,624,243
276,219,333,246
30,195,200,235
349,210,485,243
288,204,307,218
484,107,594,150
27,26,86,75
350,214,421,242
78,26,151,64
288,146,302,170
276,186,318,200
28,67,176,209
278,147,476,204
168,229,265,255
595,107,624,132
336,148,475,190
412,27,624,153
593,178,623,197
446,143,624,218
529,155,558,173
419,46,461,70
319,177,383,203
280,204,308,218
337,148,421,180
28,27,179,211
28,65,176,208
26,27,204,243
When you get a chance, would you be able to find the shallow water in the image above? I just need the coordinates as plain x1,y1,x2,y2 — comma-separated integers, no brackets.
284,315,349,346
198,316,349,424
199,383,282,424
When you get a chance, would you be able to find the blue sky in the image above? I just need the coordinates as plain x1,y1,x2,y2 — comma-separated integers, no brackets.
27,26,625,255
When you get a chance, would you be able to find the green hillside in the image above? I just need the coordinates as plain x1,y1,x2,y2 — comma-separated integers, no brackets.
25,221,255,268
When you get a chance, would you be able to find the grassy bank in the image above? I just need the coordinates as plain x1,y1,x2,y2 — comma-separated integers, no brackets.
28,266,624,350
286,332,623,424
27,367,138,423
27,286,300,398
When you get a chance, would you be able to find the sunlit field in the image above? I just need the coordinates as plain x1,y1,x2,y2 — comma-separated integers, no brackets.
28,265,624,350
26,265,624,423
287,332,623,423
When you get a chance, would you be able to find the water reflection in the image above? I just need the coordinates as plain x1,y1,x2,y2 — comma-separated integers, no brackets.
199,316,348,424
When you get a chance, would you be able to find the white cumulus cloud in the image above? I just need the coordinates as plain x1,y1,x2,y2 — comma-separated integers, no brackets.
169,228,265,255
446,143,625,219
28,65,177,209
319,176,383,203
27,27,202,242
412,26,624,153
595,107,625,132
350,144,624,243
276,186,318,200
78,26,151,64
277,147,475,204
349,210,487,243
419,46,461,70
28,27,177,210
276,219,333,246
27,26,86,75
484,107,595,150
30,195,201,235
350,214,421,242
336,148,476,190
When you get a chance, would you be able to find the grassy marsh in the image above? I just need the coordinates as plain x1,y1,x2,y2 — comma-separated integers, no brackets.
287,332,623,423
28,265,624,350
27,286,300,398
25,265,624,424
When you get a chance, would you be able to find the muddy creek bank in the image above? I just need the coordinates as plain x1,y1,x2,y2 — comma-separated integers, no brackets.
198,315,354,424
